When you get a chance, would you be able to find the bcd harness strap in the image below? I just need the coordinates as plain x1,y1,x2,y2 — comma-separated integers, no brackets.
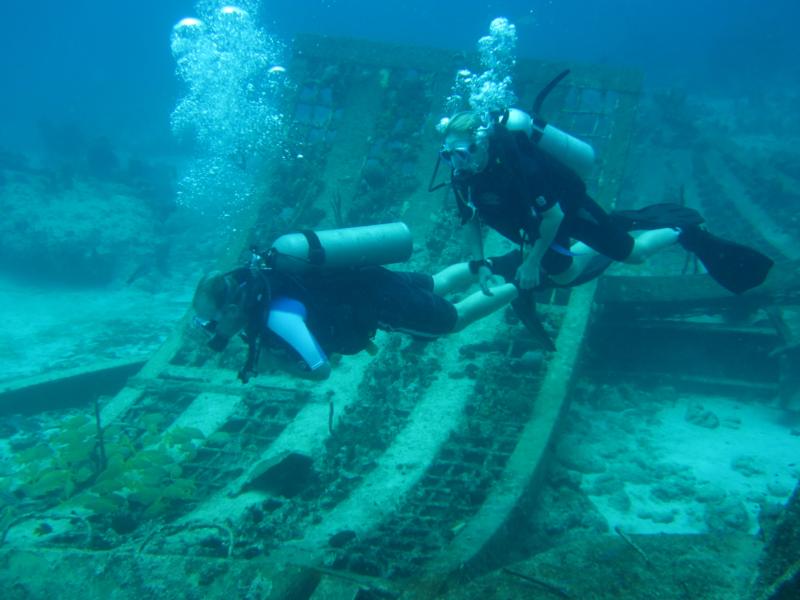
301,230,325,265
238,267,272,384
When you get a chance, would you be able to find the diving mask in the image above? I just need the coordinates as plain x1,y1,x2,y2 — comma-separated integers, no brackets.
440,135,488,176
192,272,246,352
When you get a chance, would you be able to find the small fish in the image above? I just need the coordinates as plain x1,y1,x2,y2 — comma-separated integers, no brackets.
34,522,53,536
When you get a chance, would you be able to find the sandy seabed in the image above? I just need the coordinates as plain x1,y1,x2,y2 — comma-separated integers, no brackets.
0,275,195,384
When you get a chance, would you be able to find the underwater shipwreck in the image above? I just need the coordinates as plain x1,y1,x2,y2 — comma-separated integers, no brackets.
1,33,799,599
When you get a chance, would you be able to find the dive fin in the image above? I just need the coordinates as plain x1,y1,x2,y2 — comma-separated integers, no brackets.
485,251,557,349
487,250,523,283
511,291,556,352
678,227,774,294
554,254,614,288
610,203,705,231
489,249,613,290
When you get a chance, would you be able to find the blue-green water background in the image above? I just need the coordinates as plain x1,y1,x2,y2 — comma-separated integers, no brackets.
1,0,797,154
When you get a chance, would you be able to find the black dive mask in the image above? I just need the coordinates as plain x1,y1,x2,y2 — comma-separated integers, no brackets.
192,316,230,352
195,300,245,353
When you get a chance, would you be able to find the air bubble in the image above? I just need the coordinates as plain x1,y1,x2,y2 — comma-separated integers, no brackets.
170,1,288,216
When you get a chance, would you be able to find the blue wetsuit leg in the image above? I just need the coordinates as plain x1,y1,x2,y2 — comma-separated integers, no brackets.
266,297,329,374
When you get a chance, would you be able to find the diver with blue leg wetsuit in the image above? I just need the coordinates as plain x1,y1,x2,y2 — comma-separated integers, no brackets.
427,76,773,352
192,223,520,381
433,99,773,308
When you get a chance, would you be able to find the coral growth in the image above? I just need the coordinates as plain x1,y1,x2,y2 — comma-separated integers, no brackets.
7,409,207,542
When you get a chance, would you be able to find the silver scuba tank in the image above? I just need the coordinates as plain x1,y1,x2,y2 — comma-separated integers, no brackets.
504,107,596,179
269,222,413,272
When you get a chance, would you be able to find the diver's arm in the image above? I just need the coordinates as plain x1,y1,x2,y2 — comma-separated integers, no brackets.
529,202,564,261
464,216,494,295
517,202,564,289
281,354,332,381
465,216,484,260
266,298,331,380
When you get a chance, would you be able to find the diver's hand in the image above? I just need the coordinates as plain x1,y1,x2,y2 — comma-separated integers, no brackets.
478,264,494,296
515,255,541,290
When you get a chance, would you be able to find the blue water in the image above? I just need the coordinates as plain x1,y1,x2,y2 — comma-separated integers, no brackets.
1,1,798,153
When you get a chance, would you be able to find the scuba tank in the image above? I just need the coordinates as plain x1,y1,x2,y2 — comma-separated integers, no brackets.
502,70,595,178
429,69,596,192
268,222,413,272
503,106,595,179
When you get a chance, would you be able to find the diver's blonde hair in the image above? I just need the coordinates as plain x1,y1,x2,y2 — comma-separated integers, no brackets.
444,111,484,137
192,270,228,316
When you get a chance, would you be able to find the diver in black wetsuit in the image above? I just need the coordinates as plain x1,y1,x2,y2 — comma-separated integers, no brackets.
192,256,518,381
439,110,773,296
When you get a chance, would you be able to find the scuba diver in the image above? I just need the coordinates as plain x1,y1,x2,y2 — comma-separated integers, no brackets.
192,223,520,381
433,74,773,297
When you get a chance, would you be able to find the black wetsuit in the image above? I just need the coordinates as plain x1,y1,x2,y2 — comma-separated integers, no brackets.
226,266,458,377
452,126,634,275
269,267,457,349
